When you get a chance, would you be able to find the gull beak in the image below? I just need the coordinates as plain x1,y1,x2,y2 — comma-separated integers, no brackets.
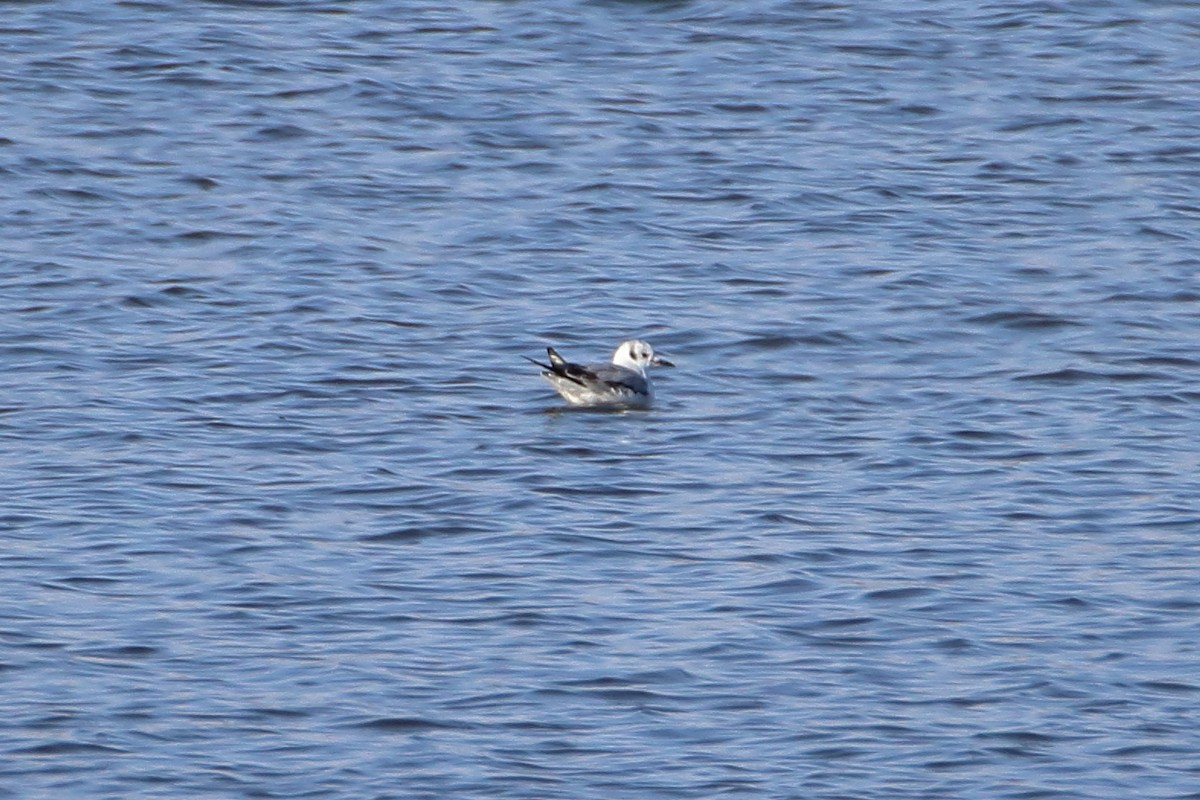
652,356,674,367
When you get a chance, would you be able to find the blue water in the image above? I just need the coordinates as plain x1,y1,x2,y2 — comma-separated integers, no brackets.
3,1,1199,798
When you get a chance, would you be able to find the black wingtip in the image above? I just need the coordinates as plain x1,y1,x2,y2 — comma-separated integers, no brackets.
528,346,592,387
522,354,553,371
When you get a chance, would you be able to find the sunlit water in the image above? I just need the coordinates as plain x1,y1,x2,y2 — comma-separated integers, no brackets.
2,1,1199,798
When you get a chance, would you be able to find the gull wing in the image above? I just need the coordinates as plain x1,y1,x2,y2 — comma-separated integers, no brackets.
585,363,649,396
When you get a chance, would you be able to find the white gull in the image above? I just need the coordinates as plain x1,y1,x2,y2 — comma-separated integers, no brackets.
525,339,673,409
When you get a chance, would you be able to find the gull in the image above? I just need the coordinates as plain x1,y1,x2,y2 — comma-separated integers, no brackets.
525,339,673,409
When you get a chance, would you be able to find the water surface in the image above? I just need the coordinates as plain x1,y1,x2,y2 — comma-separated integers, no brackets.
2,1,1199,798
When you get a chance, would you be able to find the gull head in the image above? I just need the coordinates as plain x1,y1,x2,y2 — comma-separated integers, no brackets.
611,339,674,372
